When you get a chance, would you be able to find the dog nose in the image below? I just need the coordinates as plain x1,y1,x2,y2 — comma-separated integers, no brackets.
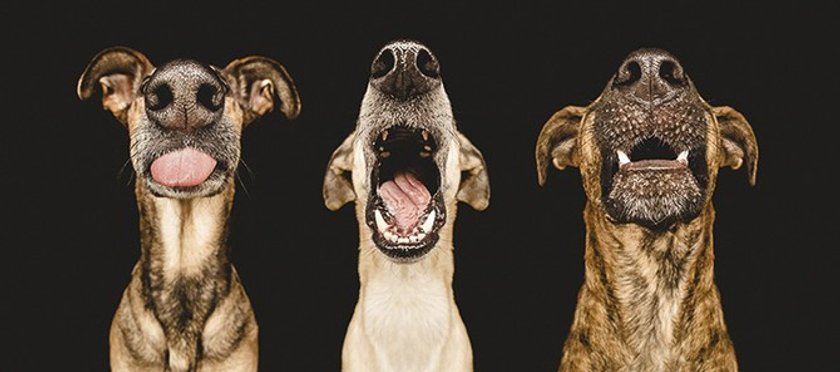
370,41,441,98
144,60,225,131
613,48,687,103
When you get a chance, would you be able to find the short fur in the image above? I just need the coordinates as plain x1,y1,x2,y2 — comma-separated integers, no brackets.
536,49,758,371
323,40,489,372
78,47,300,371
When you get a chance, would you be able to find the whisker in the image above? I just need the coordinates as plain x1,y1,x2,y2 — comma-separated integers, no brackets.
238,158,256,182
235,170,251,199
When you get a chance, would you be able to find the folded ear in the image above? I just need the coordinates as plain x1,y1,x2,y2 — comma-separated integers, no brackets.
323,132,357,211
456,132,490,211
714,106,759,186
535,106,585,186
77,46,154,124
223,56,301,125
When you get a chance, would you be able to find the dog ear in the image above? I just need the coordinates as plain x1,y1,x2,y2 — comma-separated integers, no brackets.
535,106,586,186
323,132,357,210
714,106,759,186
223,56,301,125
77,47,154,125
456,132,490,211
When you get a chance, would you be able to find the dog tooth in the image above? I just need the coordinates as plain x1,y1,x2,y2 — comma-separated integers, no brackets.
420,151,431,158
677,150,689,164
384,230,397,242
422,130,429,142
409,235,420,243
398,237,410,244
380,151,391,158
382,131,389,141
374,210,388,232
617,150,631,165
421,210,436,232
423,145,432,152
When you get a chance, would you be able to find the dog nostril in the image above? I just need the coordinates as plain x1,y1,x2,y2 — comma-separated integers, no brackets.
146,84,173,111
658,60,685,85
371,49,395,79
196,83,223,111
416,49,439,78
615,61,642,86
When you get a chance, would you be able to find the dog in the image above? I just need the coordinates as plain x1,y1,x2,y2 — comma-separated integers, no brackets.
78,47,300,371
323,40,490,372
536,48,758,371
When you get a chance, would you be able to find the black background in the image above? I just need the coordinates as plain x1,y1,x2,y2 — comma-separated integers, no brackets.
4,1,837,371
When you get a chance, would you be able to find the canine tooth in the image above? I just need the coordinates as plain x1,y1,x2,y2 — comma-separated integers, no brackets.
423,145,432,152
421,210,436,232
398,237,410,244
677,150,689,164
420,151,431,158
380,151,391,158
374,210,388,232
617,150,631,166
422,130,429,142
384,230,397,242
382,131,389,141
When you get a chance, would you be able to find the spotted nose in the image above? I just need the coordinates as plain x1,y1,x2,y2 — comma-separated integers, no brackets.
612,48,688,103
143,60,226,131
370,41,442,98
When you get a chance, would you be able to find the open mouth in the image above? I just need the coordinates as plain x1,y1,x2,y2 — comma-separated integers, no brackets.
603,136,707,228
365,125,446,262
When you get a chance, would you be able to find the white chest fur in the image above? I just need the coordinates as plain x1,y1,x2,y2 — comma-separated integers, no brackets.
358,267,453,371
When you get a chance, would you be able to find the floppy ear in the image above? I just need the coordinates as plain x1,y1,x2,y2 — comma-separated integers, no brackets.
535,106,586,186
323,132,357,211
456,132,490,211
77,46,154,125
714,106,759,186
223,56,301,125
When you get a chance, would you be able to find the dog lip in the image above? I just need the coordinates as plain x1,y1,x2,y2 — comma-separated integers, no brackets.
365,191,446,262
620,159,688,172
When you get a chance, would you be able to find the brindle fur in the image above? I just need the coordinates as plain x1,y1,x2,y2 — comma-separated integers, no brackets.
78,47,300,371
536,49,758,371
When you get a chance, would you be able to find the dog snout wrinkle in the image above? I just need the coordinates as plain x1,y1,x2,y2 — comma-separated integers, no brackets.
613,48,687,104
370,41,441,98
144,59,225,131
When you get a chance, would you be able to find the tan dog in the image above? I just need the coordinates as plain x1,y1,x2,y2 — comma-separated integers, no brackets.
323,40,490,372
536,48,757,371
78,47,300,371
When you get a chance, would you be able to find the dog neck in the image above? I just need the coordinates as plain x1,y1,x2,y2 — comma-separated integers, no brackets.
353,201,459,366
577,202,728,367
134,180,235,360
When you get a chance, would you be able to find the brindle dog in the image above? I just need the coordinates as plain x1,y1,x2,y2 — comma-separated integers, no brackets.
536,48,758,371
78,47,300,371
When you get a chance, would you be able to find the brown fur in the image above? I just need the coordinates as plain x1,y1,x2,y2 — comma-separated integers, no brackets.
78,47,300,371
536,51,758,372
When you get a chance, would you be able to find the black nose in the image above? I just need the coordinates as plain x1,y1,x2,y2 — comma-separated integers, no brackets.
144,60,226,131
370,41,441,98
613,48,687,103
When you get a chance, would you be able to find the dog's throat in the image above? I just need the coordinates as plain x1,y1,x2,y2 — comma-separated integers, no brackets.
378,171,431,233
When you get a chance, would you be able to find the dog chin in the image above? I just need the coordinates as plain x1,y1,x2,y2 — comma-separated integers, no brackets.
605,168,704,229
142,171,230,199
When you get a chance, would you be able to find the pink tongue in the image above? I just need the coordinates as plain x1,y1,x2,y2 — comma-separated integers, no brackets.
378,171,431,233
150,148,218,187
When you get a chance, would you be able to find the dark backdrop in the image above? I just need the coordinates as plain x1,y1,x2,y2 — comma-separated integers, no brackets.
4,1,836,371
